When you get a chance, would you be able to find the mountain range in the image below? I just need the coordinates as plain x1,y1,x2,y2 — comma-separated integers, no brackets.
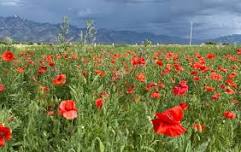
0,16,240,44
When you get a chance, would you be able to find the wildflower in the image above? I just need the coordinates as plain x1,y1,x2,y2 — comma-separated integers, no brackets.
131,56,146,66
172,81,189,96
58,100,77,120
204,86,215,92
155,59,163,67
193,123,205,133
158,81,165,89
193,76,200,81
228,72,237,79
223,111,236,120
206,53,216,59
95,70,106,77
1,51,15,62
162,64,171,75
38,66,47,75
16,67,25,73
152,105,186,137
236,48,241,55
174,63,184,72
210,72,223,81
146,82,157,91
211,93,221,101
224,87,235,95
39,86,49,94
0,84,5,93
47,111,55,116
179,102,188,111
0,124,12,147
136,73,146,82
95,98,104,109
127,85,135,94
150,92,160,99
52,74,66,86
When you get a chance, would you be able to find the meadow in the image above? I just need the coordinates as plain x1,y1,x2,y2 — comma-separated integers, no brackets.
0,44,240,152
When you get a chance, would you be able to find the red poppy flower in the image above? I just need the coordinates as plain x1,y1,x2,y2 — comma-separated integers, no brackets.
158,82,165,89
152,105,186,137
193,76,200,81
52,74,66,86
0,124,12,147
179,102,188,111
204,86,215,92
95,70,106,77
136,73,146,82
190,71,198,76
16,67,25,73
131,56,146,66
210,72,223,81
58,100,77,120
39,86,49,94
162,64,171,75
225,79,237,88
165,52,176,60
38,66,47,75
47,111,55,116
228,72,237,79
155,59,163,67
206,53,216,59
1,51,15,62
95,98,104,109
0,84,5,93
224,87,235,95
150,92,160,99
45,55,55,67
127,86,135,94
218,66,228,73
174,63,184,72
146,82,157,91
193,123,205,133
172,81,189,96
211,92,221,101
236,48,241,55
223,111,236,120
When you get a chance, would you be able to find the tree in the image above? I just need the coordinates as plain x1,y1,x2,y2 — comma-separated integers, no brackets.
0,36,13,45
57,16,69,45
144,39,152,47
80,19,97,45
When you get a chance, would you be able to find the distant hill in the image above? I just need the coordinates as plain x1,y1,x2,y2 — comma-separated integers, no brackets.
0,16,197,44
209,34,241,44
3,16,240,44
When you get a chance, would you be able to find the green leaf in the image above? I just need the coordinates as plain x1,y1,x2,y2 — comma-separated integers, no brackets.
195,139,210,152
96,137,105,152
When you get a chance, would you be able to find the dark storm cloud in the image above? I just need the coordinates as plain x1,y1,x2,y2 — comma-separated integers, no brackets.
0,0,241,39
104,0,165,3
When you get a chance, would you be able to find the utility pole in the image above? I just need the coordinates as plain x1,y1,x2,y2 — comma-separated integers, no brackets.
189,21,193,46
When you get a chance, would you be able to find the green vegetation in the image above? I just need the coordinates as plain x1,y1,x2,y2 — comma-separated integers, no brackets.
0,45,240,152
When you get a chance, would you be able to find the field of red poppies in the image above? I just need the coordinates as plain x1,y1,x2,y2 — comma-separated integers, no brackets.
0,45,240,151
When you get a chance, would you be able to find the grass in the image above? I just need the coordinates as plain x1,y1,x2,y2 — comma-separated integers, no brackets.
0,44,240,152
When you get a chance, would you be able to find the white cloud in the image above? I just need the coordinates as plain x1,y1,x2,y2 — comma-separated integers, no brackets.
77,8,93,17
0,0,22,6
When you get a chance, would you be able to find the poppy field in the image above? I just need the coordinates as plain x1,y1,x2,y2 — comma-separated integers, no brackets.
0,45,241,152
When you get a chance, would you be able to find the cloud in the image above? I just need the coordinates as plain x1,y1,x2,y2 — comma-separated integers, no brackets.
0,0,22,6
77,9,93,18
104,0,164,3
0,0,241,39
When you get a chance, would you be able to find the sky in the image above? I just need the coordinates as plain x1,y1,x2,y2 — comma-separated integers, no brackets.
1,0,241,39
